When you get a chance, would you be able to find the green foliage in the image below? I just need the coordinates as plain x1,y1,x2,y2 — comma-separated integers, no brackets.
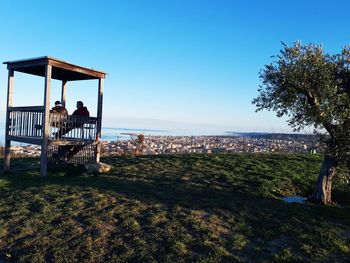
253,41,350,130
0,154,349,262
253,41,350,166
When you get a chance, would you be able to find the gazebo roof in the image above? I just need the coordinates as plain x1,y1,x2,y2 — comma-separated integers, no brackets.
3,56,106,81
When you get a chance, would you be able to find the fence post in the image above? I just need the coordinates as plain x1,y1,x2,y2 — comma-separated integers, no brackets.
4,69,14,171
40,64,52,177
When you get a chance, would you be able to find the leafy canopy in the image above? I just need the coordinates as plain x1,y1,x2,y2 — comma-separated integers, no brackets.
253,41,350,131
253,42,350,164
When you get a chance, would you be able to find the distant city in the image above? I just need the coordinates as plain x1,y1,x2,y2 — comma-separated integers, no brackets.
102,133,323,155
2,132,324,157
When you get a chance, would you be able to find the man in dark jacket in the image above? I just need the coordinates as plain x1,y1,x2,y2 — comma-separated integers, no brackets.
73,101,89,117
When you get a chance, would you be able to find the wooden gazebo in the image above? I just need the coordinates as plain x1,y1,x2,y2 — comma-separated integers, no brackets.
3,56,106,176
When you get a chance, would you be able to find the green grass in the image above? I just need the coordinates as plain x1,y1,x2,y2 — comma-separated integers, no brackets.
0,153,349,262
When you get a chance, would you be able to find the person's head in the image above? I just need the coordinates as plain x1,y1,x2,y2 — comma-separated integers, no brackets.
76,101,84,108
55,100,62,106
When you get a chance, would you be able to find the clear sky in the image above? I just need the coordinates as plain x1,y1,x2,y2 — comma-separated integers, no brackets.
1,0,349,133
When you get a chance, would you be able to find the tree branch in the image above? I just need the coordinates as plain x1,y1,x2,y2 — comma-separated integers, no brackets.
304,91,337,136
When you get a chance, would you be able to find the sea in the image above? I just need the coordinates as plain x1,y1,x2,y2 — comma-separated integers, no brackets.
0,124,231,145
102,127,231,141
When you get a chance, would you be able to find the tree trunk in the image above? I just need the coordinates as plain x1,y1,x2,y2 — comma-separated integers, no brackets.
310,155,337,205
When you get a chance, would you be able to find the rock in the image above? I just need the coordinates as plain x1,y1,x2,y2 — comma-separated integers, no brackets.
85,162,113,173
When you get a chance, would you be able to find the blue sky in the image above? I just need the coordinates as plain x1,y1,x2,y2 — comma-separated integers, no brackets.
1,0,349,132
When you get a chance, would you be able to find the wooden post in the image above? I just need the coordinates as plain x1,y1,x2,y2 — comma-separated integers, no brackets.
95,78,104,163
61,80,67,107
40,64,52,177
4,70,14,171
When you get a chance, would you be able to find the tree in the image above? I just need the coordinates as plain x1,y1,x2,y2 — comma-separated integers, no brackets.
252,41,350,205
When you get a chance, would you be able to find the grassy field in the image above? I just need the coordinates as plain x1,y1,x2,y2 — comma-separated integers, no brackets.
0,153,349,262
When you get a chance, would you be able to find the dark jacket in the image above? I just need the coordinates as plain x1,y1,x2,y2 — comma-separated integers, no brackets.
73,107,90,117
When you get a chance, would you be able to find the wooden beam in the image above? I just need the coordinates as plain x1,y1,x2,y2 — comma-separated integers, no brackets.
9,106,44,112
49,60,106,79
4,57,106,81
5,57,48,70
8,136,42,145
61,80,67,107
95,78,104,163
48,140,97,146
4,70,14,171
40,65,52,177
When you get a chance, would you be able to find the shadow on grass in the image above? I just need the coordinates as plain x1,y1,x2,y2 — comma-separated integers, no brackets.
0,155,350,262
1,160,349,226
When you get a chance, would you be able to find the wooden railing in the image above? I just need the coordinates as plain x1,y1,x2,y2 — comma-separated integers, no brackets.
8,106,44,138
49,114,98,141
7,106,98,142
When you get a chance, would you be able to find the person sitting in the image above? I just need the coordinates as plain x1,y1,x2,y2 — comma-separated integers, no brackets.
50,100,68,115
54,101,90,139
50,100,68,127
72,101,89,117
72,101,90,129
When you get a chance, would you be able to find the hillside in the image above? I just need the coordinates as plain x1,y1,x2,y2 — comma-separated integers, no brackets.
0,154,349,262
